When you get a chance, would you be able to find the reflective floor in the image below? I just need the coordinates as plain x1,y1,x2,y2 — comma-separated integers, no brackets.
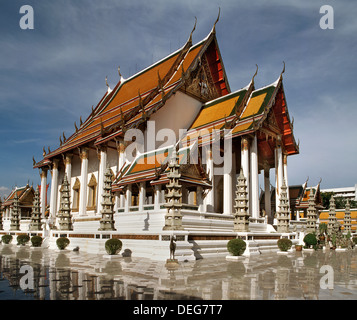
1,244,357,300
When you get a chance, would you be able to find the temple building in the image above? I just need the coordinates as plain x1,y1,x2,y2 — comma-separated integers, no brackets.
23,18,300,260
1,184,35,222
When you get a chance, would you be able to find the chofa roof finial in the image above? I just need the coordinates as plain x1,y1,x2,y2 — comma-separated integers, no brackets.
281,61,285,76
252,64,258,83
188,16,197,44
212,7,221,33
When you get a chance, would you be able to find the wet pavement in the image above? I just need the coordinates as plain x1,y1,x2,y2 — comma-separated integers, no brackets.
1,244,357,300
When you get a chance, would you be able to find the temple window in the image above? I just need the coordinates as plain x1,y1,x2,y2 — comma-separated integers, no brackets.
72,178,80,212
87,174,97,210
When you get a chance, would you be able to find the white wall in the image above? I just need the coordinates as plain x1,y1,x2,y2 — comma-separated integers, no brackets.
145,91,202,151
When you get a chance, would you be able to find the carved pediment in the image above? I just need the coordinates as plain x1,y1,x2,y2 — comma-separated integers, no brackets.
182,55,219,102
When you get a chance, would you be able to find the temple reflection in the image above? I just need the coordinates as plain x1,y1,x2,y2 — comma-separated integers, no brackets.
1,245,357,300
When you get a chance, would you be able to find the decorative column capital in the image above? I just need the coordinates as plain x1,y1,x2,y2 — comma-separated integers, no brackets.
64,153,73,165
40,168,48,179
80,148,89,161
116,141,126,154
276,135,282,148
52,158,60,170
241,137,249,151
96,145,107,161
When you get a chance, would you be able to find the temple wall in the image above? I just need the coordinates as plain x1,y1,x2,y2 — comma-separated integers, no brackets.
146,91,202,150
107,148,118,174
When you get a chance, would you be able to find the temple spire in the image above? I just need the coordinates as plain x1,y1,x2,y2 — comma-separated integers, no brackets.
30,186,42,231
233,167,249,232
344,199,351,234
327,195,337,235
276,179,290,233
57,175,73,231
10,192,20,231
0,198,3,231
306,188,317,233
163,149,183,230
98,168,116,231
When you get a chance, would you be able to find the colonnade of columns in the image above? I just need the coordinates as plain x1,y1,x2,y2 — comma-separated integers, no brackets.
220,134,290,221
38,133,290,225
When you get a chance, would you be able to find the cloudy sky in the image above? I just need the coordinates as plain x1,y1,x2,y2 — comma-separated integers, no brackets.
0,0,356,198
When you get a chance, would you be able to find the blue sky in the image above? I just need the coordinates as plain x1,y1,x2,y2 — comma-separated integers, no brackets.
0,0,356,198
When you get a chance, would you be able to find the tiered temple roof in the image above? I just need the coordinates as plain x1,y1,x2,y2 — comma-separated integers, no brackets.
295,180,323,210
33,19,299,196
34,24,230,169
112,144,210,192
1,184,34,209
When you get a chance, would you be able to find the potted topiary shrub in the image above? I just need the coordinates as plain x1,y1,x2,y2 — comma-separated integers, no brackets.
105,238,123,255
17,234,30,246
30,235,43,248
56,237,70,250
277,238,292,252
1,234,13,244
227,238,246,257
303,233,317,249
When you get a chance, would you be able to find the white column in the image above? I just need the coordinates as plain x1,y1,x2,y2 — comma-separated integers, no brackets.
264,164,272,223
138,182,146,211
49,160,59,220
204,147,214,212
250,135,260,219
241,137,250,214
79,148,89,216
117,142,126,209
97,147,107,215
125,185,132,212
275,140,283,214
64,154,72,187
40,168,48,218
154,185,161,211
197,186,204,212
283,154,290,211
223,140,233,215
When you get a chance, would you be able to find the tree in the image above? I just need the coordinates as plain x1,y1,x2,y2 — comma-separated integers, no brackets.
321,192,357,209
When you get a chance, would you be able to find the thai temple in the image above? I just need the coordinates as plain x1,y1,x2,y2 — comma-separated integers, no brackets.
0,17,305,260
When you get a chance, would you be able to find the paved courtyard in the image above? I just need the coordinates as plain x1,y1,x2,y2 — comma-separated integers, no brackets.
1,244,357,300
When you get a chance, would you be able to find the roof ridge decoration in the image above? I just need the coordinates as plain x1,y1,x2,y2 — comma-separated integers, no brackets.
212,7,221,34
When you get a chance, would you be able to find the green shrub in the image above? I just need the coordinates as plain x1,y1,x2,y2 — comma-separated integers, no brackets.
303,233,317,248
105,238,122,255
17,234,30,245
31,235,43,247
1,235,13,244
56,237,70,250
227,238,246,256
277,238,292,251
